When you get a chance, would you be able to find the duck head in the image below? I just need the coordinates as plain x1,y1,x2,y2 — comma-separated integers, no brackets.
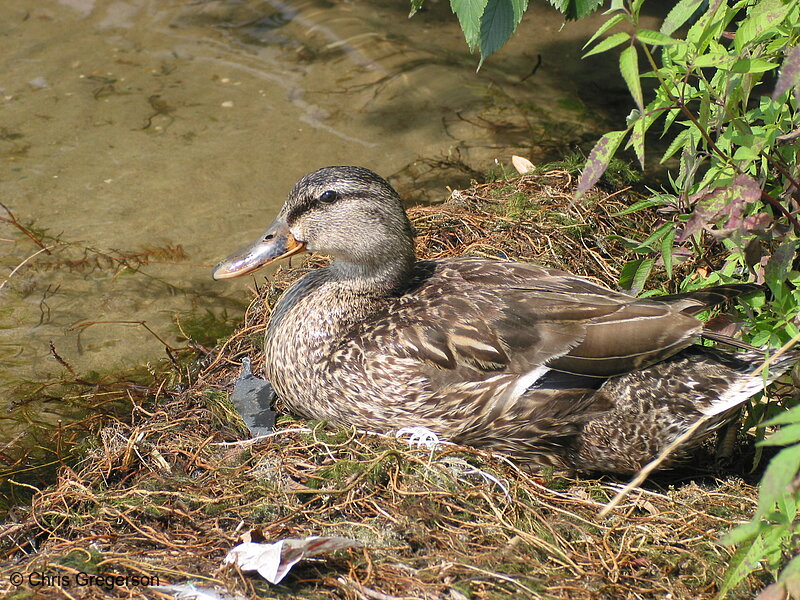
212,166,417,289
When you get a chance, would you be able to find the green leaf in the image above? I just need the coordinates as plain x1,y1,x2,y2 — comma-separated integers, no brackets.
660,127,690,163
750,329,773,347
547,0,603,20
510,0,528,23
763,405,800,427
619,257,655,294
693,52,736,69
611,195,674,216
409,0,426,17
686,1,730,51
733,145,759,161
576,129,629,195
721,517,762,546
627,115,646,168
778,554,800,589
756,444,800,517
661,226,676,278
584,13,625,49
660,0,704,36
636,29,679,46
732,58,780,74
478,0,515,65
620,45,643,111
734,0,791,53
451,0,490,51
637,222,673,252
760,424,800,447
663,108,681,134
720,529,777,597
583,31,630,58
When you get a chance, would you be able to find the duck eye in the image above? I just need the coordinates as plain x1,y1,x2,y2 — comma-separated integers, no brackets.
319,190,339,204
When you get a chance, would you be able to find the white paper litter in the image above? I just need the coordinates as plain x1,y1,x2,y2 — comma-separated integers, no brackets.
224,535,361,584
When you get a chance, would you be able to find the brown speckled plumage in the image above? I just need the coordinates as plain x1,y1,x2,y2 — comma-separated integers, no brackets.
214,166,797,474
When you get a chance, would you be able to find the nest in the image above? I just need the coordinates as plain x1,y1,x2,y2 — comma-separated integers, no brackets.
0,172,765,599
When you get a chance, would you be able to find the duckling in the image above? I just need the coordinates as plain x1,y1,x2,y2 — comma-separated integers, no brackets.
213,166,794,474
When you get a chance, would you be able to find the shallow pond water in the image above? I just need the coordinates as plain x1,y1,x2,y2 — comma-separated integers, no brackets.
0,0,650,446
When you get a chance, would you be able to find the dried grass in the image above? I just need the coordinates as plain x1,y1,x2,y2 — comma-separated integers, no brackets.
0,172,764,599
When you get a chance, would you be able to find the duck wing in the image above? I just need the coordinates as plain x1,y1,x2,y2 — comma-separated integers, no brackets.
375,258,755,383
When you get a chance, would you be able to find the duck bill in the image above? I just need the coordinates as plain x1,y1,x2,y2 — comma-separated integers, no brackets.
212,217,306,280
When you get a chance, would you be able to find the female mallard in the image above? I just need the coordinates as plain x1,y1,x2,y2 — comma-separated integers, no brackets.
213,166,794,474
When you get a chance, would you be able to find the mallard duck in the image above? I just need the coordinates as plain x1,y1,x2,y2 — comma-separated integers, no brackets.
213,166,795,474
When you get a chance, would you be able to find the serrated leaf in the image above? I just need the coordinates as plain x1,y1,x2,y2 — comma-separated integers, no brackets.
731,58,779,73
611,195,674,216
750,329,772,347
763,405,800,427
474,0,528,65
451,0,490,51
637,222,673,252
660,127,690,163
409,0,425,17
619,45,643,111
627,116,645,168
760,424,800,447
756,444,800,517
576,129,628,196
511,0,529,22
694,52,736,69
619,257,655,293
732,58,780,74
663,108,681,134
719,530,769,597
584,13,626,49
735,0,791,53
661,0,704,36
547,0,603,20
636,29,679,46
478,0,518,66
721,519,762,548
686,1,729,51
779,554,800,590
583,31,630,58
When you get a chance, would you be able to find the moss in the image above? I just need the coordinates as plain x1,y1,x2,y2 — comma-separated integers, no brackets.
56,548,104,573
202,390,249,437
176,309,239,347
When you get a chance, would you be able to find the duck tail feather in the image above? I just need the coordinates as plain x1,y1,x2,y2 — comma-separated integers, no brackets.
700,330,759,351
701,347,800,416
655,283,762,316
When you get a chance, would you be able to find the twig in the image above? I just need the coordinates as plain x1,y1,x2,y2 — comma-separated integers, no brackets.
0,245,54,291
0,201,51,252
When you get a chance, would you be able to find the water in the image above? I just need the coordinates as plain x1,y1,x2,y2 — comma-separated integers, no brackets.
0,0,643,445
